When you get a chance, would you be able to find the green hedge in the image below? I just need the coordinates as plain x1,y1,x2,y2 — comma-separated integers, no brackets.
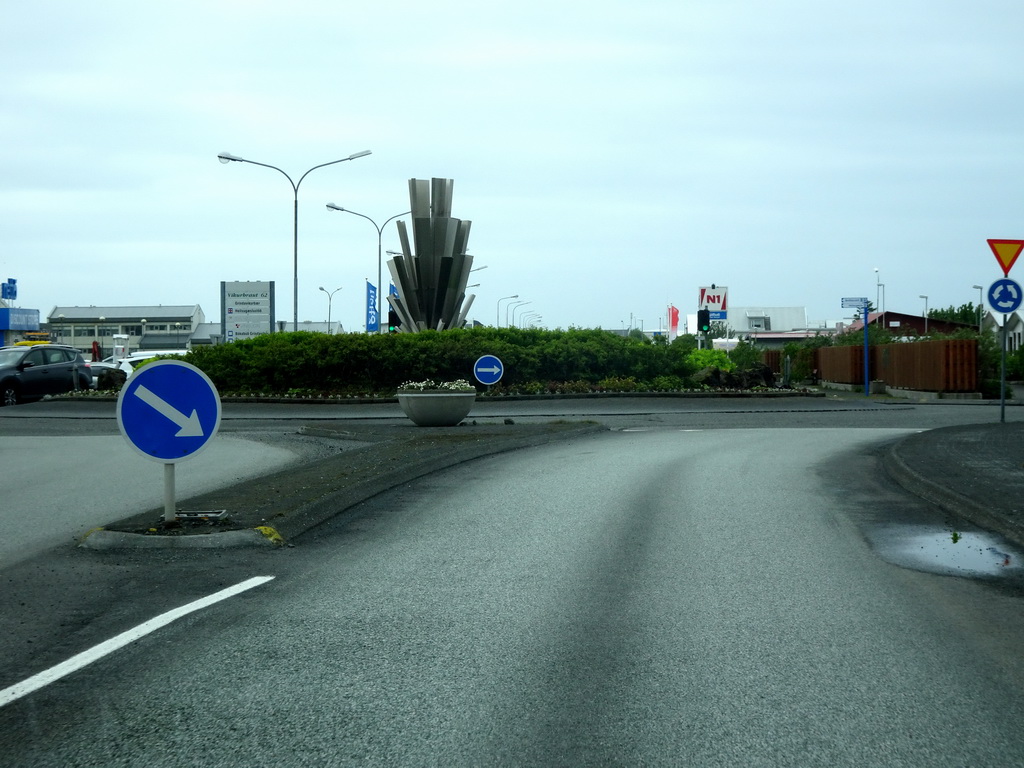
181,328,716,396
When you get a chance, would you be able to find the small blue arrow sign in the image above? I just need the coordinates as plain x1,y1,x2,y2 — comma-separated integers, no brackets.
117,360,221,463
988,278,1023,314
473,354,504,386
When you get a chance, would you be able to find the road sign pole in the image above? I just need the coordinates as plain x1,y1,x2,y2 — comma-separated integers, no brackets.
164,463,176,522
1001,315,1008,423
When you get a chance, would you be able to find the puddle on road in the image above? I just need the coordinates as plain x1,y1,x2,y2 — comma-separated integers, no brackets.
870,525,1022,578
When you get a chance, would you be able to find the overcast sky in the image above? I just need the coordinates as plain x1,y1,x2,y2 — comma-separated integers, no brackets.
4,1,1023,334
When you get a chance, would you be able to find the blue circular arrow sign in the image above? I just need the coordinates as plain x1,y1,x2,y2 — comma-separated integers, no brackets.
473,354,504,386
117,360,222,463
988,278,1023,314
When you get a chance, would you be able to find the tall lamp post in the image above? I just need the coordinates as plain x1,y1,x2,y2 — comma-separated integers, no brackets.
511,301,533,327
496,295,519,327
507,300,528,328
920,295,929,334
326,205,409,333
973,284,984,333
319,286,342,333
874,267,885,327
217,149,371,332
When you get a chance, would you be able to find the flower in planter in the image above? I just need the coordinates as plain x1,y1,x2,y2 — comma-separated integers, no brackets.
396,379,476,392
396,379,477,426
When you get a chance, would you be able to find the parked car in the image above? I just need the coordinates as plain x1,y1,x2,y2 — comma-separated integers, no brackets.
0,344,92,406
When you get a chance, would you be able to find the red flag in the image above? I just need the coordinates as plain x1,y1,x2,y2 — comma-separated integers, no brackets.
668,305,679,340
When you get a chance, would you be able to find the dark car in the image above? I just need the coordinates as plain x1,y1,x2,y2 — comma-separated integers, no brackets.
0,344,92,406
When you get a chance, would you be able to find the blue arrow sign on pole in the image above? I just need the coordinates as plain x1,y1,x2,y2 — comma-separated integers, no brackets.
117,360,222,463
988,278,1023,314
473,354,504,386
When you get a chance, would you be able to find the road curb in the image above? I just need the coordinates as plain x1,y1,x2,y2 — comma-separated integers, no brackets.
884,434,1024,549
80,527,282,550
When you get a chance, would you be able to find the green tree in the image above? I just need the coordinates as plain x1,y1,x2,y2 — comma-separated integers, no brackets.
728,339,763,369
929,302,981,326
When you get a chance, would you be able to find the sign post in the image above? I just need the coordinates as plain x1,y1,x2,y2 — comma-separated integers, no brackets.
117,361,222,521
987,278,1022,423
842,297,871,396
985,239,1023,422
698,285,728,320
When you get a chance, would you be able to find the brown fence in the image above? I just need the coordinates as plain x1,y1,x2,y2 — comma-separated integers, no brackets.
813,339,977,392
818,346,865,386
874,339,976,392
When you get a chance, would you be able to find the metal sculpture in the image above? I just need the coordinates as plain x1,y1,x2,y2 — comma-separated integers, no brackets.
385,178,475,332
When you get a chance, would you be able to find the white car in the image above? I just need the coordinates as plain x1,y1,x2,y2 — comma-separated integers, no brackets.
104,350,190,378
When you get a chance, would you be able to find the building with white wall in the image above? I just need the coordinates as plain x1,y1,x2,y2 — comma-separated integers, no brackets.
47,305,205,357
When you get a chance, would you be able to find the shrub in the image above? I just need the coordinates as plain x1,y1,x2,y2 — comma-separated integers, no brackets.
685,348,734,372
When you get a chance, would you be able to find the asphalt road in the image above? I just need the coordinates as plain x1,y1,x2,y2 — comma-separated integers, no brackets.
3,425,1024,765
3,393,1022,562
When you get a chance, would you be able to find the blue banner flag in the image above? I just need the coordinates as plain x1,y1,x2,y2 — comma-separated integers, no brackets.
366,282,379,332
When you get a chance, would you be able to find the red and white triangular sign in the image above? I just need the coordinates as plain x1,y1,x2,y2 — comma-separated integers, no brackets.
987,239,1024,276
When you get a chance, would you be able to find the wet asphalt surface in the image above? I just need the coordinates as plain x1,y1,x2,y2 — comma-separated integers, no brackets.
2,391,1022,553
3,393,1024,766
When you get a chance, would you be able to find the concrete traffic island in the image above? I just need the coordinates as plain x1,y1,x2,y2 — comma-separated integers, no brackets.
80,421,606,551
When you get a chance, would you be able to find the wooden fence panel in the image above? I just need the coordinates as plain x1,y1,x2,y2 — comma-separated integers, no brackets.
818,345,864,384
816,339,978,391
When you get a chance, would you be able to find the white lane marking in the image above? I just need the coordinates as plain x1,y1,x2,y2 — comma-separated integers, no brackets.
0,575,274,708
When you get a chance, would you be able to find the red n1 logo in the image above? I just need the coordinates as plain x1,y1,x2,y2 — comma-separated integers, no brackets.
698,286,728,311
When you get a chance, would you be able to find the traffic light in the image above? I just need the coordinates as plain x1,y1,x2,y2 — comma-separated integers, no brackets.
697,308,711,334
387,309,401,333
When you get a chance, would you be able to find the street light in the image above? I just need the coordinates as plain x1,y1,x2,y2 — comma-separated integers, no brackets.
326,204,409,333
506,300,528,328
973,284,984,333
920,295,929,334
497,295,519,327
874,267,886,327
217,149,371,332
511,301,533,327
319,286,342,333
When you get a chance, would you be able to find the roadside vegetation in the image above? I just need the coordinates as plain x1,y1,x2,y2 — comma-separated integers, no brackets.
87,304,1021,399
170,328,769,399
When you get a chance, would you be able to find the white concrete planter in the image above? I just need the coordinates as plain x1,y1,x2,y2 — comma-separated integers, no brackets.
396,390,476,426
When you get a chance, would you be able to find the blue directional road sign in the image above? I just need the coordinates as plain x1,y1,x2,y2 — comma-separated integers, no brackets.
988,278,1023,314
117,360,222,463
473,354,504,386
